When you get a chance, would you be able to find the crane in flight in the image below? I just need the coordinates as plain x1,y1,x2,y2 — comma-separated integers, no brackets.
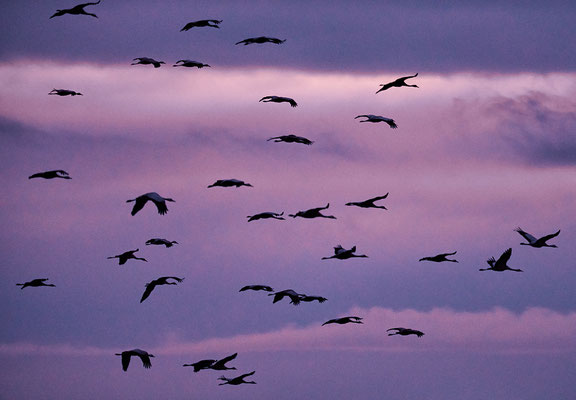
236,36,285,45
479,248,522,272
126,192,175,216
180,19,222,31
355,115,397,129
115,349,154,371
514,227,560,248
50,1,100,19
376,73,419,93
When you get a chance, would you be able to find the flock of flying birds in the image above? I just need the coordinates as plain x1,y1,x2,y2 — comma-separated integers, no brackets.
18,0,562,387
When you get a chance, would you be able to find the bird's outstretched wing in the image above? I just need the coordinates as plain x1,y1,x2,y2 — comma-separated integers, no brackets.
140,281,157,303
439,251,457,257
540,229,560,243
515,227,537,243
496,248,512,267
121,353,131,371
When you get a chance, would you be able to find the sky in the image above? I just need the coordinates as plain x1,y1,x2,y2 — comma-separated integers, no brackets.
1,1,575,399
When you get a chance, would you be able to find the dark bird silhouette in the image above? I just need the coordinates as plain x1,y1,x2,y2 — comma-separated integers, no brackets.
218,371,256,385
355,114,397,128
345,194,389,209
49,89,82,96
28,170,71,180
322,316,363,326
235,36,285,45
126,192,175,216
183,359,216,372
16,278,55,290
289,204,336,219
239,285,274,292
419,251,458,263
267,134,313,145
131,57,165,68
140,276,184,303
298,295,327,303
322,245,368,260
173,60,211,68
50,0,100,19
268,289,304,305
515,227,560,248
247,212,284,222
207,179,253,188
479,248,522,272
259,96,297,107
145,238,178,248
376,73,419,93
180,19,222,31
115,349,154,371
209,353,238,371
107,249,147,265
387,327,425,337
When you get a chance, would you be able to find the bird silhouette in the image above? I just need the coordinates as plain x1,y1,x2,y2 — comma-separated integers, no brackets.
126,192,175,216
479,248,522,272
235,36,285,45
376,73,419,93
131,57,165,68
209,353,238,371
218,370,256,385
298,295,327,303
289,204,336,219
259,96,298,107
145,238,178,248
183,359,216,372
387,327,425,337
515,227,560,248
49,89,82,96
419,251,458,263
140,277,184,303
28,170,71,180
239,285,274,292
115,349,154,371
322,245,368,260
345,194,389,209
180,19,222,31
268,289,304,305
207,179,253,188
322,316,363,326
50,1,100,19
267,134,313,145
16,278,55,290
107,249,147,265
355,115,397,128
173,60,211,68
247,212,284,222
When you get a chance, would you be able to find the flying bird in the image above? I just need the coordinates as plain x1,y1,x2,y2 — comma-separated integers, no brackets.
268,289,304,305
145,238,178,248
16,278,55,290
173,60,211,68
322,245,368,260
183,359,216,372
259,96,298,107
322,316,363,326
115,349,154,371
298,295,327,303
28,170,71,180
49,89,82,96
140,276,184,303
235,36,285,45
267,134,313,145
376,73,419,93
209,353,238,371
419,251,458,263
387,327,425,337
207,179,253,188
239,285,274,292
289,204,336,219
514,227,560,248
107,249,147,265
355,115,398,129
345,194,389,209
218,371,256,386
180,19,222,31
247,212,285,222
126,192,175,216
479,248,522,272
131,57,165,68
50,0,100,19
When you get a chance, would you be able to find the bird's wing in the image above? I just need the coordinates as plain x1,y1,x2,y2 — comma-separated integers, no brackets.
440,251,457,256
154,200,168,215
368,193,389,201
384,118,398,129
376,83,393,93
259,96,272,101
496,248,512,267
540,229,560,242
121,353,131,371
354,115,369,119
54,170,69,175
129,197,147,216
515,228,537,243
139,354,152,369
288,98,298,107
404,72,418,79
386,327,402,332
165,276,184,283
239,371,255,379
217,352,238,365
78,1,101,7
140,282,157,303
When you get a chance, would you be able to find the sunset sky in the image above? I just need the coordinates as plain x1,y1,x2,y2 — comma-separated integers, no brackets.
1,1,575,399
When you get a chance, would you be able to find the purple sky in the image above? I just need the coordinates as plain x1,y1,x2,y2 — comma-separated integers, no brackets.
1,1,575,399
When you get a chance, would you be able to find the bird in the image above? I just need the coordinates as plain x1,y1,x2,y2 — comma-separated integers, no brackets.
115,349,154,371
322,245,368,260
126,192,175,216
268,289,304,305
209,353,238,371
140,276,184,303
239,285,274,292
173,60,211,68
183,359,216,372
267,134,313,145
207,179,253,188
48,89,82,96
247,212,285,222
298,295,327,303
419,251,458,263
479,248,522,272
355,115,398,129
131,57,165,68
16,278,55,290
107,249,147,265
322,316,363,326
235,36,285,45
259,96,297,107
180,19,222,31
345,194,389,209
375,73,419,93
387,327,425,337
49,1,100,19
218,371,256,386
289,204,336,219
28,170,71,180
514,227,560,248
145,238,178,248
